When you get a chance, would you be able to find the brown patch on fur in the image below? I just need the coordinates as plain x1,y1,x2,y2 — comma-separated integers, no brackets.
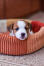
24,20,32,32
13,22,18,33
8,21,17,33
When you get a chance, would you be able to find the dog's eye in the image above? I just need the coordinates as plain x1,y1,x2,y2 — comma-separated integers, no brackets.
16,28,19,31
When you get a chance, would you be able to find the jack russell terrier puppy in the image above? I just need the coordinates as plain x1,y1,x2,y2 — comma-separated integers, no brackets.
8,20,33,40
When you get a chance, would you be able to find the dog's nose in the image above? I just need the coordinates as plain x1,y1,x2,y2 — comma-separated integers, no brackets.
21,33,25,37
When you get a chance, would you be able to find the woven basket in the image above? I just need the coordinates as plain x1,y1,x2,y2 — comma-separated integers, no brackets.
0,26,44,55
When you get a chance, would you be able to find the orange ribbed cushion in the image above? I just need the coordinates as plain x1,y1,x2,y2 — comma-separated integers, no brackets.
0,27,44,55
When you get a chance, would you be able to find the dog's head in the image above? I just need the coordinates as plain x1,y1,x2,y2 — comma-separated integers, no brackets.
8,20,32,40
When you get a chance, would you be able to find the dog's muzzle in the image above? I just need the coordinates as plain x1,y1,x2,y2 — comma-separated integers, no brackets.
15,28,27,40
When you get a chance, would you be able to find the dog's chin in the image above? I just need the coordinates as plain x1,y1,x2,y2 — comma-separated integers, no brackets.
16,37,27,40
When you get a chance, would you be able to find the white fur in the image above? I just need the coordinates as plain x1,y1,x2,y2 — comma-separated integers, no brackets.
15,28,27,40
10,20,33,40
17,21,26,28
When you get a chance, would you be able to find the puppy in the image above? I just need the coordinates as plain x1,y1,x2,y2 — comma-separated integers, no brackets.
8,20,33,40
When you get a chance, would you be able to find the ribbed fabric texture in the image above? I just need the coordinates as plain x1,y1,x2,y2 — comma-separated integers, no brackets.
0,32,27,55
0,27,44,55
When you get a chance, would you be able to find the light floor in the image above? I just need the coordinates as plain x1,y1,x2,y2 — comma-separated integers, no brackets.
0,12,44,66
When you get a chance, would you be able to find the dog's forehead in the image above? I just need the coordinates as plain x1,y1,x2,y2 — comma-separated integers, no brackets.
17,21,26,28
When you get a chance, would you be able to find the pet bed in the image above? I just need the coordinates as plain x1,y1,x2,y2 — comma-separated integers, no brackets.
0,20,44,55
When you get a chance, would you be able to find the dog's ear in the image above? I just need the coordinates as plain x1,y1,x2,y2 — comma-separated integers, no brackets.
24,20,32,31
28,23,32,31
8,24,14,32
25,21,32,31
